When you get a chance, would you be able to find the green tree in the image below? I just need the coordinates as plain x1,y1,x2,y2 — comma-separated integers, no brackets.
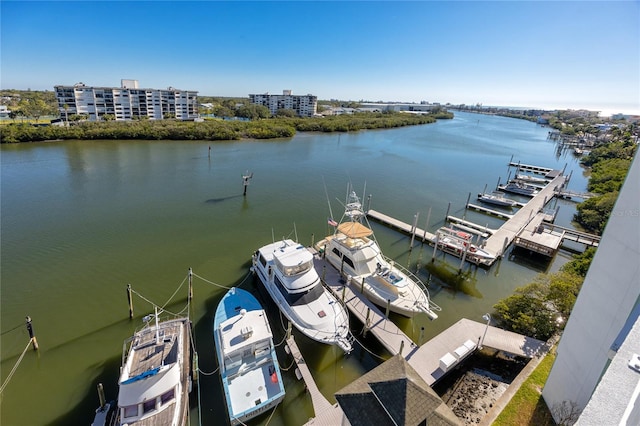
493,271,584,340
236,104,271,120
275,108,297,118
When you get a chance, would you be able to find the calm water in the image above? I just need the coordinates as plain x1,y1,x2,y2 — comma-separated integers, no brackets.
0,112,588,425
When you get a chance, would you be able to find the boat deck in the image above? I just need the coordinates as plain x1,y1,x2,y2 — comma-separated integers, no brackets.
124,318,190,426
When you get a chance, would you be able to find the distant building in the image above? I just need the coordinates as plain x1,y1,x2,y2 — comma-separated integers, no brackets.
248,90,317,117
335,354,461,426
54,80,198,121
359,102,439,113
0,105,10,118
542,154,640,424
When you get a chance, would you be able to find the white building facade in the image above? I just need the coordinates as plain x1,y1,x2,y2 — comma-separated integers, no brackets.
249,90,317,117
55,80,198,121
542,154,640,423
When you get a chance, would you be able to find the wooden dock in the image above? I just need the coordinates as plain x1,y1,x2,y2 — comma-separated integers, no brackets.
482,173,567,259
314,254,417,357
314,250,548,386
466,203,514,220
286,335,344,426
508,161,553,175
367,209,436,242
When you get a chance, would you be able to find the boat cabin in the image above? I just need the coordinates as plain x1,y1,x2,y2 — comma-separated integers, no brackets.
218,309,273,375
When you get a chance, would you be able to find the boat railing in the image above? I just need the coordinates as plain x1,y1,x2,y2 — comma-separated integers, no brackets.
381,255,442,314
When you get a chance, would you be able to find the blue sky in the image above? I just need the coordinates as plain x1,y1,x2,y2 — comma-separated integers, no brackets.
2,1,639,115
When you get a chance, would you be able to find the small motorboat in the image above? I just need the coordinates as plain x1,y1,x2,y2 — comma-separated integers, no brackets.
478,192,517,207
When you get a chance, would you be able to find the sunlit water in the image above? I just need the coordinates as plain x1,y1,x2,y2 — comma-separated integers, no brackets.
1,112,588,425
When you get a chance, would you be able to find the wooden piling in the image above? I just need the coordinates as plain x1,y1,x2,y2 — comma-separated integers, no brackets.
445,202,451,223
422,207,432,242
97,383,106,409
188,268,193,301
410,213,419,248
25,316,38,351
127,284,134,319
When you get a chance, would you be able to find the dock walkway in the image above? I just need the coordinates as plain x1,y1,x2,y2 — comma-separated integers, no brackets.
314,250,548,388
405,318,548,386
314,253,416,357
367,209,436,243
482,173,566,258
286,335,344,425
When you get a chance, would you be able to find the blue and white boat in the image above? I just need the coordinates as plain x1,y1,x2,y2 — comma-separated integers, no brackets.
213,287,285,425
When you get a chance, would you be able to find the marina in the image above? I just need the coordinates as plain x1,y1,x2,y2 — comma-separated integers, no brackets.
1,112,593,425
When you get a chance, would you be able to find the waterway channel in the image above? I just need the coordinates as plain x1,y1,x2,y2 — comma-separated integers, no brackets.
0,111,589,425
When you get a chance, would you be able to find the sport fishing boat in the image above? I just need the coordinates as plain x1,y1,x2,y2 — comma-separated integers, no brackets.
315,188,441,319
113,309,192,426
499,181,539,196
252,239,353,353
477,192,517,207
213,287,285,425
435,226,495,265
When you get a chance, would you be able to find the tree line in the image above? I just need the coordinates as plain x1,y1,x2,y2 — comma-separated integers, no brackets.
0,111,451,143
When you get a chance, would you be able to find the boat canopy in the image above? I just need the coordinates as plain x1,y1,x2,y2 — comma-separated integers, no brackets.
337,221,373,239
273,244,313,277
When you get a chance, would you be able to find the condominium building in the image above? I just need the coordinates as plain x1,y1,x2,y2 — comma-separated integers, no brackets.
54,80,198,121
249,90,317,117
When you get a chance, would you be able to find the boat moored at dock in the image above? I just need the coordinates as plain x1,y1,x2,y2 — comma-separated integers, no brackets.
436,226,495,266
213,287,285,425
477,192,517,207
499,181,539,196
112,310,192,426
316,188,440,319
252,239,353,353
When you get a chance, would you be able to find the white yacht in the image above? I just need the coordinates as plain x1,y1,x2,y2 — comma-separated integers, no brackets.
252,239,353,353
114,310,191,426
315,189,440,319
214,287,285,425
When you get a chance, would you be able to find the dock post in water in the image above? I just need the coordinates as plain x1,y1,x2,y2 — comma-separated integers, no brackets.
422,207,432,242
188,268,193,301
410,213,419,248
242,170,253,196
385,299,390,319
127,284,134,319
97,383,106,410
419,327,425,346
26,316,38,351
431,233,439,262
445,202,451,223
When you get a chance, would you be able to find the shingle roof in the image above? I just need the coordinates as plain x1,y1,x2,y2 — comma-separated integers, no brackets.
335,355,461,426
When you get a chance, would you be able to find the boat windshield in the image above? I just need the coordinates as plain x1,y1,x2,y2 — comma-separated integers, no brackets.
277,259,312,277
275,276,324,306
